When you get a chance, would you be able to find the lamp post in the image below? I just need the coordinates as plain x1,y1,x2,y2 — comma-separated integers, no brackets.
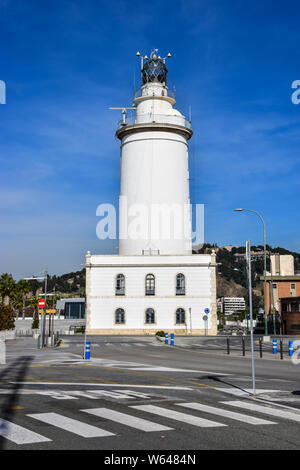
234,209,268,336
24,268,48,348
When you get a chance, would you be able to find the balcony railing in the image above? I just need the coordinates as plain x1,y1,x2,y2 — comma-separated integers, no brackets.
134,88,176,100
118,113,192,130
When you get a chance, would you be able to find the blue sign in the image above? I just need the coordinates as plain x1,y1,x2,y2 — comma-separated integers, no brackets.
204,308,210,314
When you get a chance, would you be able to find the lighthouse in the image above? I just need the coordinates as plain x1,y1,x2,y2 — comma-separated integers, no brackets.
85,50,217,336
118,51,192,256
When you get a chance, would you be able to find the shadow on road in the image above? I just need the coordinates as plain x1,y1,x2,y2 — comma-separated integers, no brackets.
0,356,33,450
202,375,249,394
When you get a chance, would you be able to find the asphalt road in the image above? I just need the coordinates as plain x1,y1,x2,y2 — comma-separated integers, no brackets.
1,334,300,450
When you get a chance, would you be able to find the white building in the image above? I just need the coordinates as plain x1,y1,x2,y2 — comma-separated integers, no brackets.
85,50,217,335
271,254,294,276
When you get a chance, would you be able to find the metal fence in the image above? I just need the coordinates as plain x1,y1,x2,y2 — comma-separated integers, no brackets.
118,113,192,130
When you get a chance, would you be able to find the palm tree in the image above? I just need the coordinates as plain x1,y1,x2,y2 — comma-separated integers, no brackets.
11,290,23,315
0,273,16,306
16,280,31,319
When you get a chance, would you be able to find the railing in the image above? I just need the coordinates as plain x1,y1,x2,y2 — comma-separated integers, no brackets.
118,113,192,130
134,88,175,100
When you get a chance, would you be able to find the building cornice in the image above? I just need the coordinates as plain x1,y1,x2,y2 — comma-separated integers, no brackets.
116,122,193,141
85,263,216,268
261,275,300,281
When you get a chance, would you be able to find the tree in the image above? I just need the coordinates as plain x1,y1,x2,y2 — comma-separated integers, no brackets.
0,273,16,306
0,304,15,331
11,290,23,315
16,280,31,319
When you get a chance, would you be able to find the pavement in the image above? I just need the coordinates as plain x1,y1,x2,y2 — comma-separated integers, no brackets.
1,334,300,450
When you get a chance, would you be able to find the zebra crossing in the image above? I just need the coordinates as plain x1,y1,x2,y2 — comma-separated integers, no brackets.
62,342,151,349
1,399,300,446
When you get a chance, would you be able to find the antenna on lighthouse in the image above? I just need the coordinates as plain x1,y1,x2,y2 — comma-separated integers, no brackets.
136,50,172,68
109,107,136,125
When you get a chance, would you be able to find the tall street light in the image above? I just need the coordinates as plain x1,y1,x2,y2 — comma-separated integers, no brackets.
234,208,268,336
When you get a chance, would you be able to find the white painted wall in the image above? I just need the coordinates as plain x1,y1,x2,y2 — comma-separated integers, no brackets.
87,254,216,333
118,82,192,256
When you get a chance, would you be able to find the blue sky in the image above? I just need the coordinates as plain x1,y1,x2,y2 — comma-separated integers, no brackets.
0,0,299,278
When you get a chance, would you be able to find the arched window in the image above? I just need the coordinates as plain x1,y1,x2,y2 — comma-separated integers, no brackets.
176,273,185,295
176,308,186,324
115,308,125,324
145,308,155,324
115,274,125,296
145,274,155,296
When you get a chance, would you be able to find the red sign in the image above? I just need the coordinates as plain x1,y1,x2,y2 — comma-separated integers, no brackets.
37,298,46,308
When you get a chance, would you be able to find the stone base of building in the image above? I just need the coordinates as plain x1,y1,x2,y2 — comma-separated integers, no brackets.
86,328,217,335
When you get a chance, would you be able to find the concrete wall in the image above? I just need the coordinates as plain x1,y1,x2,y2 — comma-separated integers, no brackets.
14,319,85,335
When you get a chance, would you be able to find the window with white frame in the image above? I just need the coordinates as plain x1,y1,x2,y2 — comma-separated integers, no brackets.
145,274,155,296
176,273,185,295
176,308,186,324
145,308,155,324
115,274,125,296
115,308,125,324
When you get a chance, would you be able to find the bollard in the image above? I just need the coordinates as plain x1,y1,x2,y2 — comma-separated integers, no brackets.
227,338,230,355
165,333,169,345
84,341,91,360
273,339,277,355
170,333,174,346
259,338,263,358
242,337,245,356
280,339,283,360
289,340,294,357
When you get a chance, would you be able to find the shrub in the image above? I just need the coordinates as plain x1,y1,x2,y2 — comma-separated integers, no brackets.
31,316,39,330
0,303,16,331
155,330,165,337
75,326,85,334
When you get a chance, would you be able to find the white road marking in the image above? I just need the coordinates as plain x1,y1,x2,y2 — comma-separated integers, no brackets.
11,382,192,390
218,388,284,397
131,405,226,428
82,408,173,432
0,419,50,444
85,390,135,399
27,412,114,437
222,401,300,423
36,391,77,400
177,402,276,425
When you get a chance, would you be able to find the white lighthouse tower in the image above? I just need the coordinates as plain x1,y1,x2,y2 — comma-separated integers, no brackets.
85,50,217,336
118,51,192,256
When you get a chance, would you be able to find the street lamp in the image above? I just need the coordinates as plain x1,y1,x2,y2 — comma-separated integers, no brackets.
234,208,268,336
24,268,48,348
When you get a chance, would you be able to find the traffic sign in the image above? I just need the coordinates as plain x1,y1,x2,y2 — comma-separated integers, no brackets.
46,309,56,314
204,308,210,314
203,315,208,321
37,299,46,308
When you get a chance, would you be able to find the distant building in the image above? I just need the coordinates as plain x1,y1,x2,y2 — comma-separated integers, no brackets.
221,297,246,315
263,254,300,315
280,296,300,335
271,254,294,276
56,298,85,319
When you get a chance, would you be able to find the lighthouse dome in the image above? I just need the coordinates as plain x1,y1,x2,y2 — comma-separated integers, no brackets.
142,53,168,86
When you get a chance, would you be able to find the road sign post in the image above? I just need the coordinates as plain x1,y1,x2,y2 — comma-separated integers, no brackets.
37,299,46,348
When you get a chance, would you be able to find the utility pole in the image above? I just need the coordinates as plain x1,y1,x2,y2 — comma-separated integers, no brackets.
246,240,256,395
24,270,48,349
